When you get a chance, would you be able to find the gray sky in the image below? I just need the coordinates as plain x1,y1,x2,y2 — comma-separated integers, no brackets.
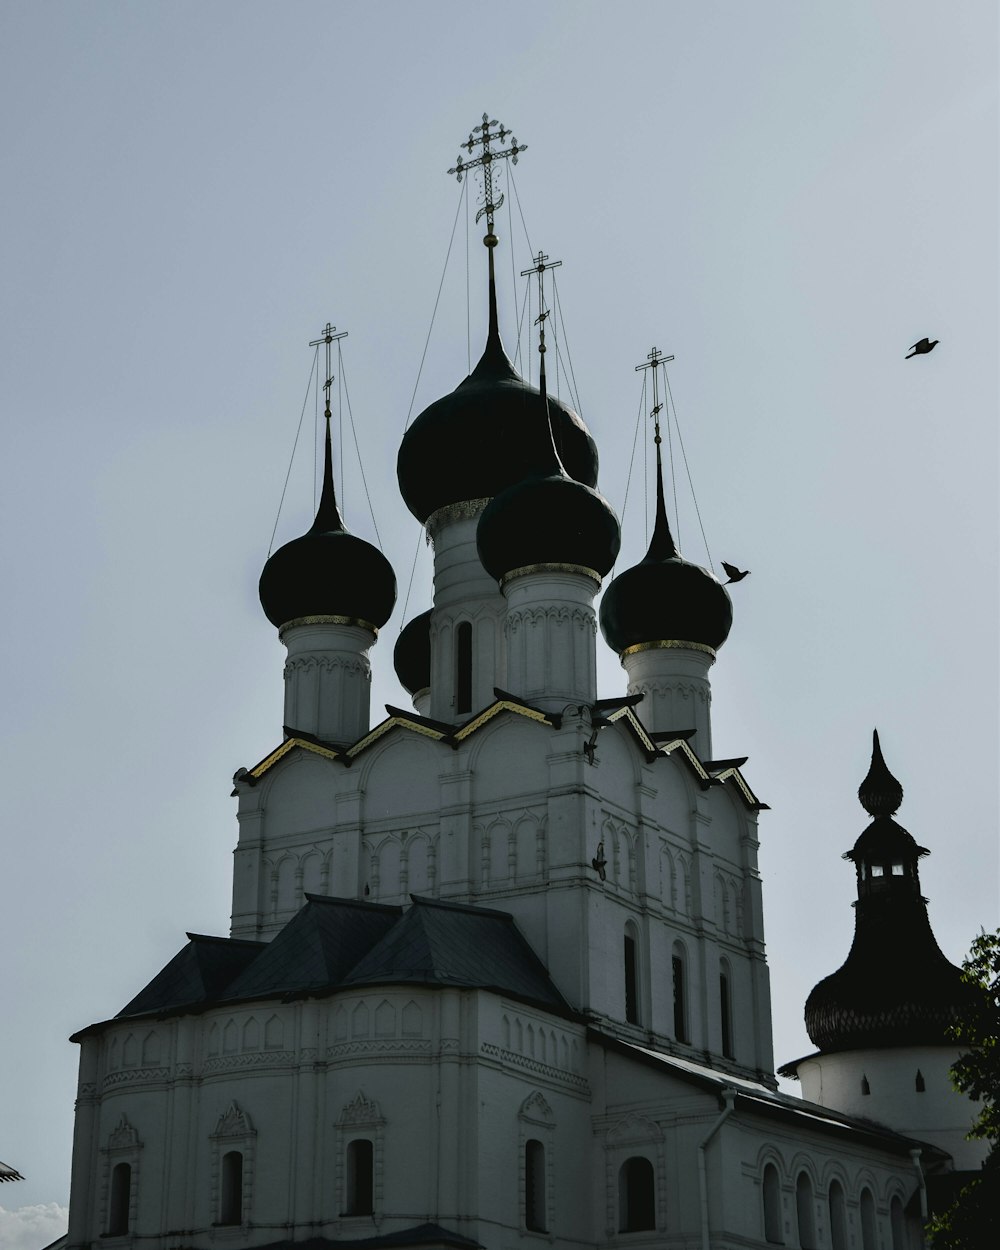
2,1,997,1234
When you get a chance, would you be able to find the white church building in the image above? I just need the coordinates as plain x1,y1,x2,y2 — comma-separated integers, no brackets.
64,121,984,1250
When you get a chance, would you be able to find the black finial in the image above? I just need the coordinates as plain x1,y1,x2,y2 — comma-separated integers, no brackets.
858,728,904,817
635,348,678,561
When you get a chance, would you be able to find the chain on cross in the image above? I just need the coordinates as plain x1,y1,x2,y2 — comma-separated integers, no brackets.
448,113,527,236
635,347,675,441
308,322,348,417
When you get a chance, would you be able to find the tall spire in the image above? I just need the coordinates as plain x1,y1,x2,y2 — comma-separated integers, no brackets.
307,322,348,534
448,114,527,350
634,347,677,561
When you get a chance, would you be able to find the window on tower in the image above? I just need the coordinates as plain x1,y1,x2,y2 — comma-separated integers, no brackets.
762,1163,783,1244
828,1179,847,1250
624,927,640,1025
891,863,904,875
456,621,473,715
859,1188,877,1250
108,1162,131,1236
795,1172,817,1250
871,865,884,877
720,964,734,1058
672,945,688,1043
618,1156,655,1232
915,1069,925,1092
345,1139,374,1216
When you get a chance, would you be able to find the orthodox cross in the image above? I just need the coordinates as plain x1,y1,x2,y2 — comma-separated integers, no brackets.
448,113,527,238
635,346,674,441
521,251,562,358
309,322,348,417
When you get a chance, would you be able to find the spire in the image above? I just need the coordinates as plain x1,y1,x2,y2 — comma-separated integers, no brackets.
448,114,527,361
521,250,565,477
307,322,348,535
858,728,905,817
635,347,678,561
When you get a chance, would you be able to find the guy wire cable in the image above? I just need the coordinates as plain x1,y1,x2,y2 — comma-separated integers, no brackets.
268,344,319,558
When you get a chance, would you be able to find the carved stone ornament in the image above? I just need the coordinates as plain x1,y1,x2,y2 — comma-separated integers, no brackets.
518,1090,555,1124
108,1113,140,1150
425,497,491,539
337,1090,385,1127
213,1101,255,1139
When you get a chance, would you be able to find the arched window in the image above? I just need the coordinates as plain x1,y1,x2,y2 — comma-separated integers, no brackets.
108,1162,131,1236
890,1195,907,1250
456,621,472,715
219,1150,243,1225
915,1069,925,1092
525,1138,546,1232
762,1163,783,1244
624,926,640,1025
672,943,688,1043
618,1156,655,1232
860,1187,877,1250
346,1139,374,1216
719,964,734,1058
828,1180,847,1250
795,1172,817,1250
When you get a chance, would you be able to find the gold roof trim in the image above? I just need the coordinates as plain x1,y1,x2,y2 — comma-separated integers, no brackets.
346,714,448,759
278,614,377,638
453,698,550,741
425,497,491,536
500,563,601,589
248,736,342,779
621,639,716,658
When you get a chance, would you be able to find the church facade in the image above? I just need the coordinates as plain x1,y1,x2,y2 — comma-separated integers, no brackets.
65,130,983,1250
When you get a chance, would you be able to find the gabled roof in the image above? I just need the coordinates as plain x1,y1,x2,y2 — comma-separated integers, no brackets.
594,1031,950,1161
223,897,401,1001
344,896,570,1013
116,933,266,1018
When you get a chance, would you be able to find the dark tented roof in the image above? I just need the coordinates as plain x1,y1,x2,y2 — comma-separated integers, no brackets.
223,897,402,1000
344,896,569,1011
117,934,265,1017
90,895,567,1031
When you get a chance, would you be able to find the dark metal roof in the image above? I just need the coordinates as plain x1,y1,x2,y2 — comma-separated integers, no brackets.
0,1159,24,1182
344,896,570,1013
116,934,265,1018
228,1223,482,1250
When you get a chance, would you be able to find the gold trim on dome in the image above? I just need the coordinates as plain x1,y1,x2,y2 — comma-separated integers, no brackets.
425,498,491,535
279,614,377,638
500,563,601,589
620,639,716,658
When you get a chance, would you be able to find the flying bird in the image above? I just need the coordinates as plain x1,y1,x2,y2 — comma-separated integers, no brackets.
722,561,750,584
906,338,939,358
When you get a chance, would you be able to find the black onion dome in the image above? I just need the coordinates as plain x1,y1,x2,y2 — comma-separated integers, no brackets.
599,440,732,654
259,422,396,630
397,328,599,524
478,472,621,583
393,609,432,695
803,732,977,1053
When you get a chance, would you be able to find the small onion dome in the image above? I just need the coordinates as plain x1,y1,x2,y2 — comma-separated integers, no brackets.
599,441,732,654
393,609,432,695
259,421,396,630
858,728,904,816
397,327,599,524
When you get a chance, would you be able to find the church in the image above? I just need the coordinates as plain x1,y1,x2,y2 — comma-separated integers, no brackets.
64,118,984,1250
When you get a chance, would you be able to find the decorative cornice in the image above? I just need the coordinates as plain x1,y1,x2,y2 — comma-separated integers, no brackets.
621,639,717,658
102,1066,171,1092
480,1041,590,1092
425,496,491,536
203,1051,296,1075
500,563,601,589
279,614,377,639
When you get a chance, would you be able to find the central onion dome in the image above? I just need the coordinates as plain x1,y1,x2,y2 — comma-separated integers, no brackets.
397,307,598,524
259,418,396,630
804,731,978,1052
599,433,732,654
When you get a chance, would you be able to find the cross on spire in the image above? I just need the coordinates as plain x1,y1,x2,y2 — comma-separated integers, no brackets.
521,251,562,361
635,346,675,441
448,113,527,241
308,322,348,418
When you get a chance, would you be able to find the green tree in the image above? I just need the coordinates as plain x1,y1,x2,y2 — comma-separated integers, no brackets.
926,928,999,1249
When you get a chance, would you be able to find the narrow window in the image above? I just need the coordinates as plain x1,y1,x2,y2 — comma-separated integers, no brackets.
871,864,884,877
219,1150,243,1225
456,622,473,715
618,1156,655,1232
624,931,639,1025
346,1139,374,1216
108,1162,131,1236
525,1139,546,1232
890,1195,907,1250
720,969,734,1058
795,1172,817,1250
672,951,688,1043
860,1187,877,1250
915,1069,925,1092
762,1163,783,1244
861,1074,871,1095
891,862,904,875
828,1180,847,1250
